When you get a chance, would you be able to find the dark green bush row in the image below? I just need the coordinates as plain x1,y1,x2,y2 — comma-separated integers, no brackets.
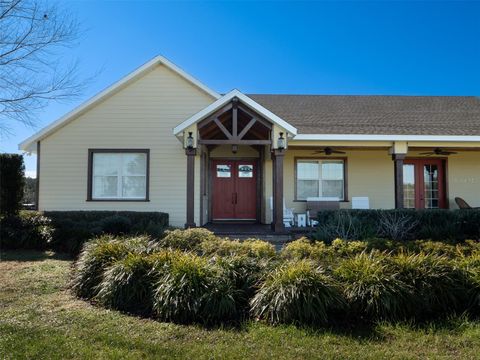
1,211,168,254
0,211,54,250
314,209,480,242
47,211,168,254
72,230,480,327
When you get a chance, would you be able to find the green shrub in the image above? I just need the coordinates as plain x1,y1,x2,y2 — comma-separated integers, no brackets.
313,210,376,242
334,252,413,321
71,235,151,299
159,228,217,251
330,238,368,257
406,240,460,257
201,237,276,259
96,252,169,316
314,209,480,242
0,153,25,215
153,252,238,324
214,255,270,317
0,211,53,250
282,238,327,261
390,252,470,319
251,260,344,325
45,211,168,255
457,253,480,314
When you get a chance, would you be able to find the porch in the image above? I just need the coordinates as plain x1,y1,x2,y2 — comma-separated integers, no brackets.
175,92,480,233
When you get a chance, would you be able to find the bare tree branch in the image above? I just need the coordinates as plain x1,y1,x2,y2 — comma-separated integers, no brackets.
0,0,90,133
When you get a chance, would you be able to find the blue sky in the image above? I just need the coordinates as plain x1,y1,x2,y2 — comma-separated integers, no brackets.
2,0,480,176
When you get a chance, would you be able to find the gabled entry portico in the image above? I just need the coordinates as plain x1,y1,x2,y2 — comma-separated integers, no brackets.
174,90,298,233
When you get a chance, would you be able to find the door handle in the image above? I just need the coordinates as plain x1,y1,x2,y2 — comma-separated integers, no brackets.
232,193,235,204
235,193,238,204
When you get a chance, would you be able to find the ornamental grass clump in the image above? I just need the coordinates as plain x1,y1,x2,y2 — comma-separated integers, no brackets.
214,255,271,316
250,260,344,325
281,238,329,261
153,252,238,324
96,251,174,316
200,237,276,259
458,253,480,314
334,251,413,321
71,235,151,299
159,228,217,251
390,252,470,319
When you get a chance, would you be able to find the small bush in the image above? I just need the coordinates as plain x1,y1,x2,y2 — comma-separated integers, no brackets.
334,252,413,321
159,228,217,251
201,237,276,259
457,253,480,314
214,255,270,316
377,211,419,241
96,252,168,316
391,252,470,319
0,153,25,215
251,260,344,325
71,235,151,299
282,238,327,261
153,252,238,324
0,211,53,250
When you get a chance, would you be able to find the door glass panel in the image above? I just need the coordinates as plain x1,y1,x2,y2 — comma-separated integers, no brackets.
424,164,439,209
216,164,231,178
238,164,253,178
403,164,415,209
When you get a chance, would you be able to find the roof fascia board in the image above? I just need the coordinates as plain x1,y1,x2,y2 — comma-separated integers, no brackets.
173,89,298,136
19,55,220,151
293,134,480,142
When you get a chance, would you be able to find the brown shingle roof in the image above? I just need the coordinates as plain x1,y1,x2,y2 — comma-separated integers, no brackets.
247,95,480,135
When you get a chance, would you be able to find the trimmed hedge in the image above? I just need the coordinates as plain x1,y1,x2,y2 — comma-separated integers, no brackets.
0,211,54,250
0,153,25,215
45,211,169,255
314,209,480,242
0,211,168,255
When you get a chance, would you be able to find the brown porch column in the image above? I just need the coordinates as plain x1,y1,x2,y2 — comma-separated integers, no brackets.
185,148,196,228
271,149,285,232
392,153,405,209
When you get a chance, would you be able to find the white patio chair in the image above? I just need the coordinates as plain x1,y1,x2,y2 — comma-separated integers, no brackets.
269,196,295,227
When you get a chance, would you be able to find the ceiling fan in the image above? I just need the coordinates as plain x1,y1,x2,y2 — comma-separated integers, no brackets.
420,148,457,156
312,147,346,155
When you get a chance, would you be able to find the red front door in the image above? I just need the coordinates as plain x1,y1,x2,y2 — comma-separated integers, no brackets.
211,160,257,220
403,159,447,209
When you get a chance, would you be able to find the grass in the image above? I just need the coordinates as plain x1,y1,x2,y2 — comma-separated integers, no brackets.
1,251,480,360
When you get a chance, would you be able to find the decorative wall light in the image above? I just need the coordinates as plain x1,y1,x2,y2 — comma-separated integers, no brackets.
232,144,238,154
277,132,285,150
186,131,194,149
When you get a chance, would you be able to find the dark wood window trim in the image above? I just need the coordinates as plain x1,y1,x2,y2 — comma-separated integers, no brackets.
294,156,348,202
87,149,150,202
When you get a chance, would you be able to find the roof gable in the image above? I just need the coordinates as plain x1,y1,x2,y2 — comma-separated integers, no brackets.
173,90,298,136
19,55,220,152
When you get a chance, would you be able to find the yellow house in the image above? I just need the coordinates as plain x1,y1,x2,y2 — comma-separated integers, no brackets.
19,56,480,232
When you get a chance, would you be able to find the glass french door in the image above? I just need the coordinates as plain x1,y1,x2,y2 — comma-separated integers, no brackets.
403,159,446,209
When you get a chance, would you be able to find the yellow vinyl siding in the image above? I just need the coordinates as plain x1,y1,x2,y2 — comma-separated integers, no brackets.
40,64,214,227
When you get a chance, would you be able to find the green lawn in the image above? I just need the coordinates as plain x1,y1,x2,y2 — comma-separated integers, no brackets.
1,251,479,359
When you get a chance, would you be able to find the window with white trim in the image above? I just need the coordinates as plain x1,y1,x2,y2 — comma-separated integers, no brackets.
296,159,345,200
91,152,148,200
